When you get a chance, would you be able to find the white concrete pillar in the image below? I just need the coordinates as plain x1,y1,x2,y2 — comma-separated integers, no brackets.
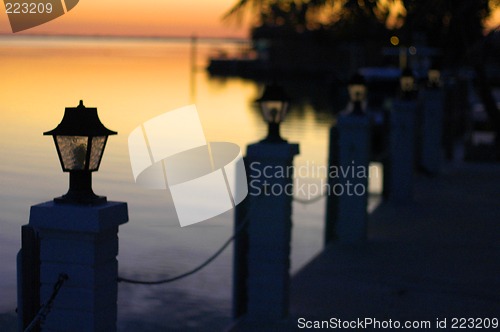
336,113,371,243
420,89,444,174
27,201,128,332
244,142,299,321
389,99,417,203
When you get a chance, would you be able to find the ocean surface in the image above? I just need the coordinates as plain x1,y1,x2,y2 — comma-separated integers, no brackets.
0,36,381,330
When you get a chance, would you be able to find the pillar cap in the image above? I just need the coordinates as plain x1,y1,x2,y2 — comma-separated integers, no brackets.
29,201,128,233
247,142,299,159
337,112,371,127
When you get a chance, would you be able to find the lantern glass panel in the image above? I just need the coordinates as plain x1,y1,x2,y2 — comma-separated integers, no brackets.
89,136,107,171
400,76,415,92
348,84,367,102
56,136,88,170
261,101,287,123
428,69,440,86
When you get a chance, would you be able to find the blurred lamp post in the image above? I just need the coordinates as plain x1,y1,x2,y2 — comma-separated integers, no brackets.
400,67,416,100
390,68,418,203
420,64,444,174
44,100,117,205
347,73,367,115
234,84,299,323
328,73,370,244
257,84,289,143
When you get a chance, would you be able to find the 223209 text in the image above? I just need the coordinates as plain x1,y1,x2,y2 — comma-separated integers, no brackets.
5,2,53,14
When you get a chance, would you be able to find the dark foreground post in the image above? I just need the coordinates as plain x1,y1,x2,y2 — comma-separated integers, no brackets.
324,126,339,245
17,225,40,331
232,159,249,320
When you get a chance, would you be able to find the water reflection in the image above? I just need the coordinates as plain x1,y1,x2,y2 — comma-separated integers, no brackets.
0,36,352,329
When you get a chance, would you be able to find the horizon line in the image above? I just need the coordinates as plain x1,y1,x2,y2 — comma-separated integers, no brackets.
0,32,250,42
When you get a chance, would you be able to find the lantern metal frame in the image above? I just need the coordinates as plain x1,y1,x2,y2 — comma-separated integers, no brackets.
400,67,416,100
347,73,367,115
44,100,117,205
427,69,441,88
256,84,290,143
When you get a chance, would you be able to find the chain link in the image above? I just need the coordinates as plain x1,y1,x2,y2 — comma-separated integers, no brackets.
24,273,69,332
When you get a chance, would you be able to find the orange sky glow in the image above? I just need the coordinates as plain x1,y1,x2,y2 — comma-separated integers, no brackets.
0,1,498,38
0,0,249,38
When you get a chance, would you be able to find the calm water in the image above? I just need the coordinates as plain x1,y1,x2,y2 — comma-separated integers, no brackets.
0,36,379,330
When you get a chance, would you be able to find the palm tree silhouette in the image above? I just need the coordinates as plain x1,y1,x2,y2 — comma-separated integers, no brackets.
224,0,340,28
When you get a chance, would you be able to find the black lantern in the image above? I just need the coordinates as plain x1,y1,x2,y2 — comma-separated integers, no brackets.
256,84,290,143
400,67,416,99
347,73,367,115
44,100,117,205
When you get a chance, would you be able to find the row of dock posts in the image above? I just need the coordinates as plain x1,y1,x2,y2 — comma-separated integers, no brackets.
14,75,446,330
232,67,446,327
328,76,371,244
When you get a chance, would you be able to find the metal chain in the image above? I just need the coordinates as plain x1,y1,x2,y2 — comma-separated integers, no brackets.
24,273,69,332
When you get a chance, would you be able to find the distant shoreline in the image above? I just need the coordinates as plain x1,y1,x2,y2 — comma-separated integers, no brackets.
0,33,249,44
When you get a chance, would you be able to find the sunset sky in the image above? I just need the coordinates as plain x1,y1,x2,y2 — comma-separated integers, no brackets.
0,0,249,38
0,1,499,38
